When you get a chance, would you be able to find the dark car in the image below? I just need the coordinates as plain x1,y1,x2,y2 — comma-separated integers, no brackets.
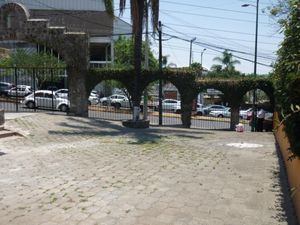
0,82,15,96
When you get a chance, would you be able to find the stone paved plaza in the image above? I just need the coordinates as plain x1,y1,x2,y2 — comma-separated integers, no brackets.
0,113,297,225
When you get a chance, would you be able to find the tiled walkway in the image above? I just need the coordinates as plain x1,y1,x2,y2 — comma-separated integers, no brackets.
0,113,297,225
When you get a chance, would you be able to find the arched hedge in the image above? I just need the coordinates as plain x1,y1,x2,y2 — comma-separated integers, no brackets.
87,69,274,129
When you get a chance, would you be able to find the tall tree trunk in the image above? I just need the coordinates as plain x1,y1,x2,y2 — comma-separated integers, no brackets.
132,0,145,121
230,106,240,130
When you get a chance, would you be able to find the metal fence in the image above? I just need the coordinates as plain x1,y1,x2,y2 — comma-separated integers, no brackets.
0,67,251,130
87,81,251,131
0,67,68,113
88,104,251,130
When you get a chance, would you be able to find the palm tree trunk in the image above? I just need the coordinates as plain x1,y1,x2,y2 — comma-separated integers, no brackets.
132,0,145,121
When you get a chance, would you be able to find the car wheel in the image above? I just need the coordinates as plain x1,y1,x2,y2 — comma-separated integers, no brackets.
115,103,121,109
197,111,203,116
88,100,91,106
102,101,108,106
26,101,35,109
60,104,69,112
218,114,224,118
176,109,181,114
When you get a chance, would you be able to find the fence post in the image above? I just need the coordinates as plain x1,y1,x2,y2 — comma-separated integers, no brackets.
14,66,18,112
51,68,54,111
33,68,36,112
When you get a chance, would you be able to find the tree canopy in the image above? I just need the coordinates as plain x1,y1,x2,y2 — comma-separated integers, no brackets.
113,36,158,69
272,0,300,157
211,50,241,73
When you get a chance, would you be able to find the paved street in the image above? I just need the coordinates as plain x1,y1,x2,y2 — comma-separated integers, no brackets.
0,113,296,225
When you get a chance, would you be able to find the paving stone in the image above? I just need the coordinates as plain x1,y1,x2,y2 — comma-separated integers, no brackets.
0,113,296,225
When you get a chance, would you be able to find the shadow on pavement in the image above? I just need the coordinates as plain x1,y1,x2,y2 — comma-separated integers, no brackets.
47,114,214,143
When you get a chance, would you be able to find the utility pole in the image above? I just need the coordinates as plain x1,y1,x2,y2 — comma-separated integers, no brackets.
158,21,163,126
242,0,259,132
143,0,149,120
189,37,196,66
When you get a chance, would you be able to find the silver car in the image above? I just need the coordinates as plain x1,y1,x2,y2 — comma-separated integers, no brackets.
22,90,70,112
7,85,32,97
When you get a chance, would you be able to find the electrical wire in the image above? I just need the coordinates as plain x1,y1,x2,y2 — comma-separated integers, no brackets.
160,9,271,25
160,0,268,16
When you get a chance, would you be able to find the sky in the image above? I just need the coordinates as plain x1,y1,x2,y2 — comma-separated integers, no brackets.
114,0,283,75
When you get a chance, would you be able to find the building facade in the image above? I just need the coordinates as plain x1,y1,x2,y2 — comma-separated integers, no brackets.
0,0,131,67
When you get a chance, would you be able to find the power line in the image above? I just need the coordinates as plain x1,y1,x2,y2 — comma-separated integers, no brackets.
162,26,277,60
161,0,268,16
166,23,282,39
159,32,274,67
160,9,271,25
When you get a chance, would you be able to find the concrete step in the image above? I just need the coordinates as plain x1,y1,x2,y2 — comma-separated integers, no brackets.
0,129,21,138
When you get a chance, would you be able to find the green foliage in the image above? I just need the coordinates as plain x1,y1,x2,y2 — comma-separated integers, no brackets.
207,70,243,78
212,50,241,73
113,36,158,69
88,68,273,128
0,49,66,88
0,49,65,68
103,0,114,15
273,0,300,157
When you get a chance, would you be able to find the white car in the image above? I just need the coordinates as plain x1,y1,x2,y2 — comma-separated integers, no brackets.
100,94,129,108
55,89,99,105
196,103,204,116
7,85,32,97
209,108,231,118
239,108,252,119
154,99,181,112
22,90,70,112
88,90,100,105
203,105,228,115
55,89,68,99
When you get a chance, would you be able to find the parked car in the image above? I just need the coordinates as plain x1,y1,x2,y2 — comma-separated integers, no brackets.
196,103,204,116
154,99,181,112
55,89,99,105
55,89,68,99
239,108,252,120
203,105,228,115
7,85,33,97
0,82,15,96
100,94,129,108
209,108,231,118
22,90,70,112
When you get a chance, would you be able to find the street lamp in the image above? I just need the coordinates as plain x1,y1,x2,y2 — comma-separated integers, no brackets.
242,0,259,132
200,48,206,67
189,37,196,66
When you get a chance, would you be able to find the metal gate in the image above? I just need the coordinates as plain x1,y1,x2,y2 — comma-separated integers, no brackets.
0,67,68,113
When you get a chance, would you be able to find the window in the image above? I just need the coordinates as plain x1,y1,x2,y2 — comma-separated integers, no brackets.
6,13,12,29
45,93,54,99
35,92,44,97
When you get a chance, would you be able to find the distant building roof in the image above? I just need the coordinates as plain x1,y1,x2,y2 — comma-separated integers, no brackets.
0,0,106,11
